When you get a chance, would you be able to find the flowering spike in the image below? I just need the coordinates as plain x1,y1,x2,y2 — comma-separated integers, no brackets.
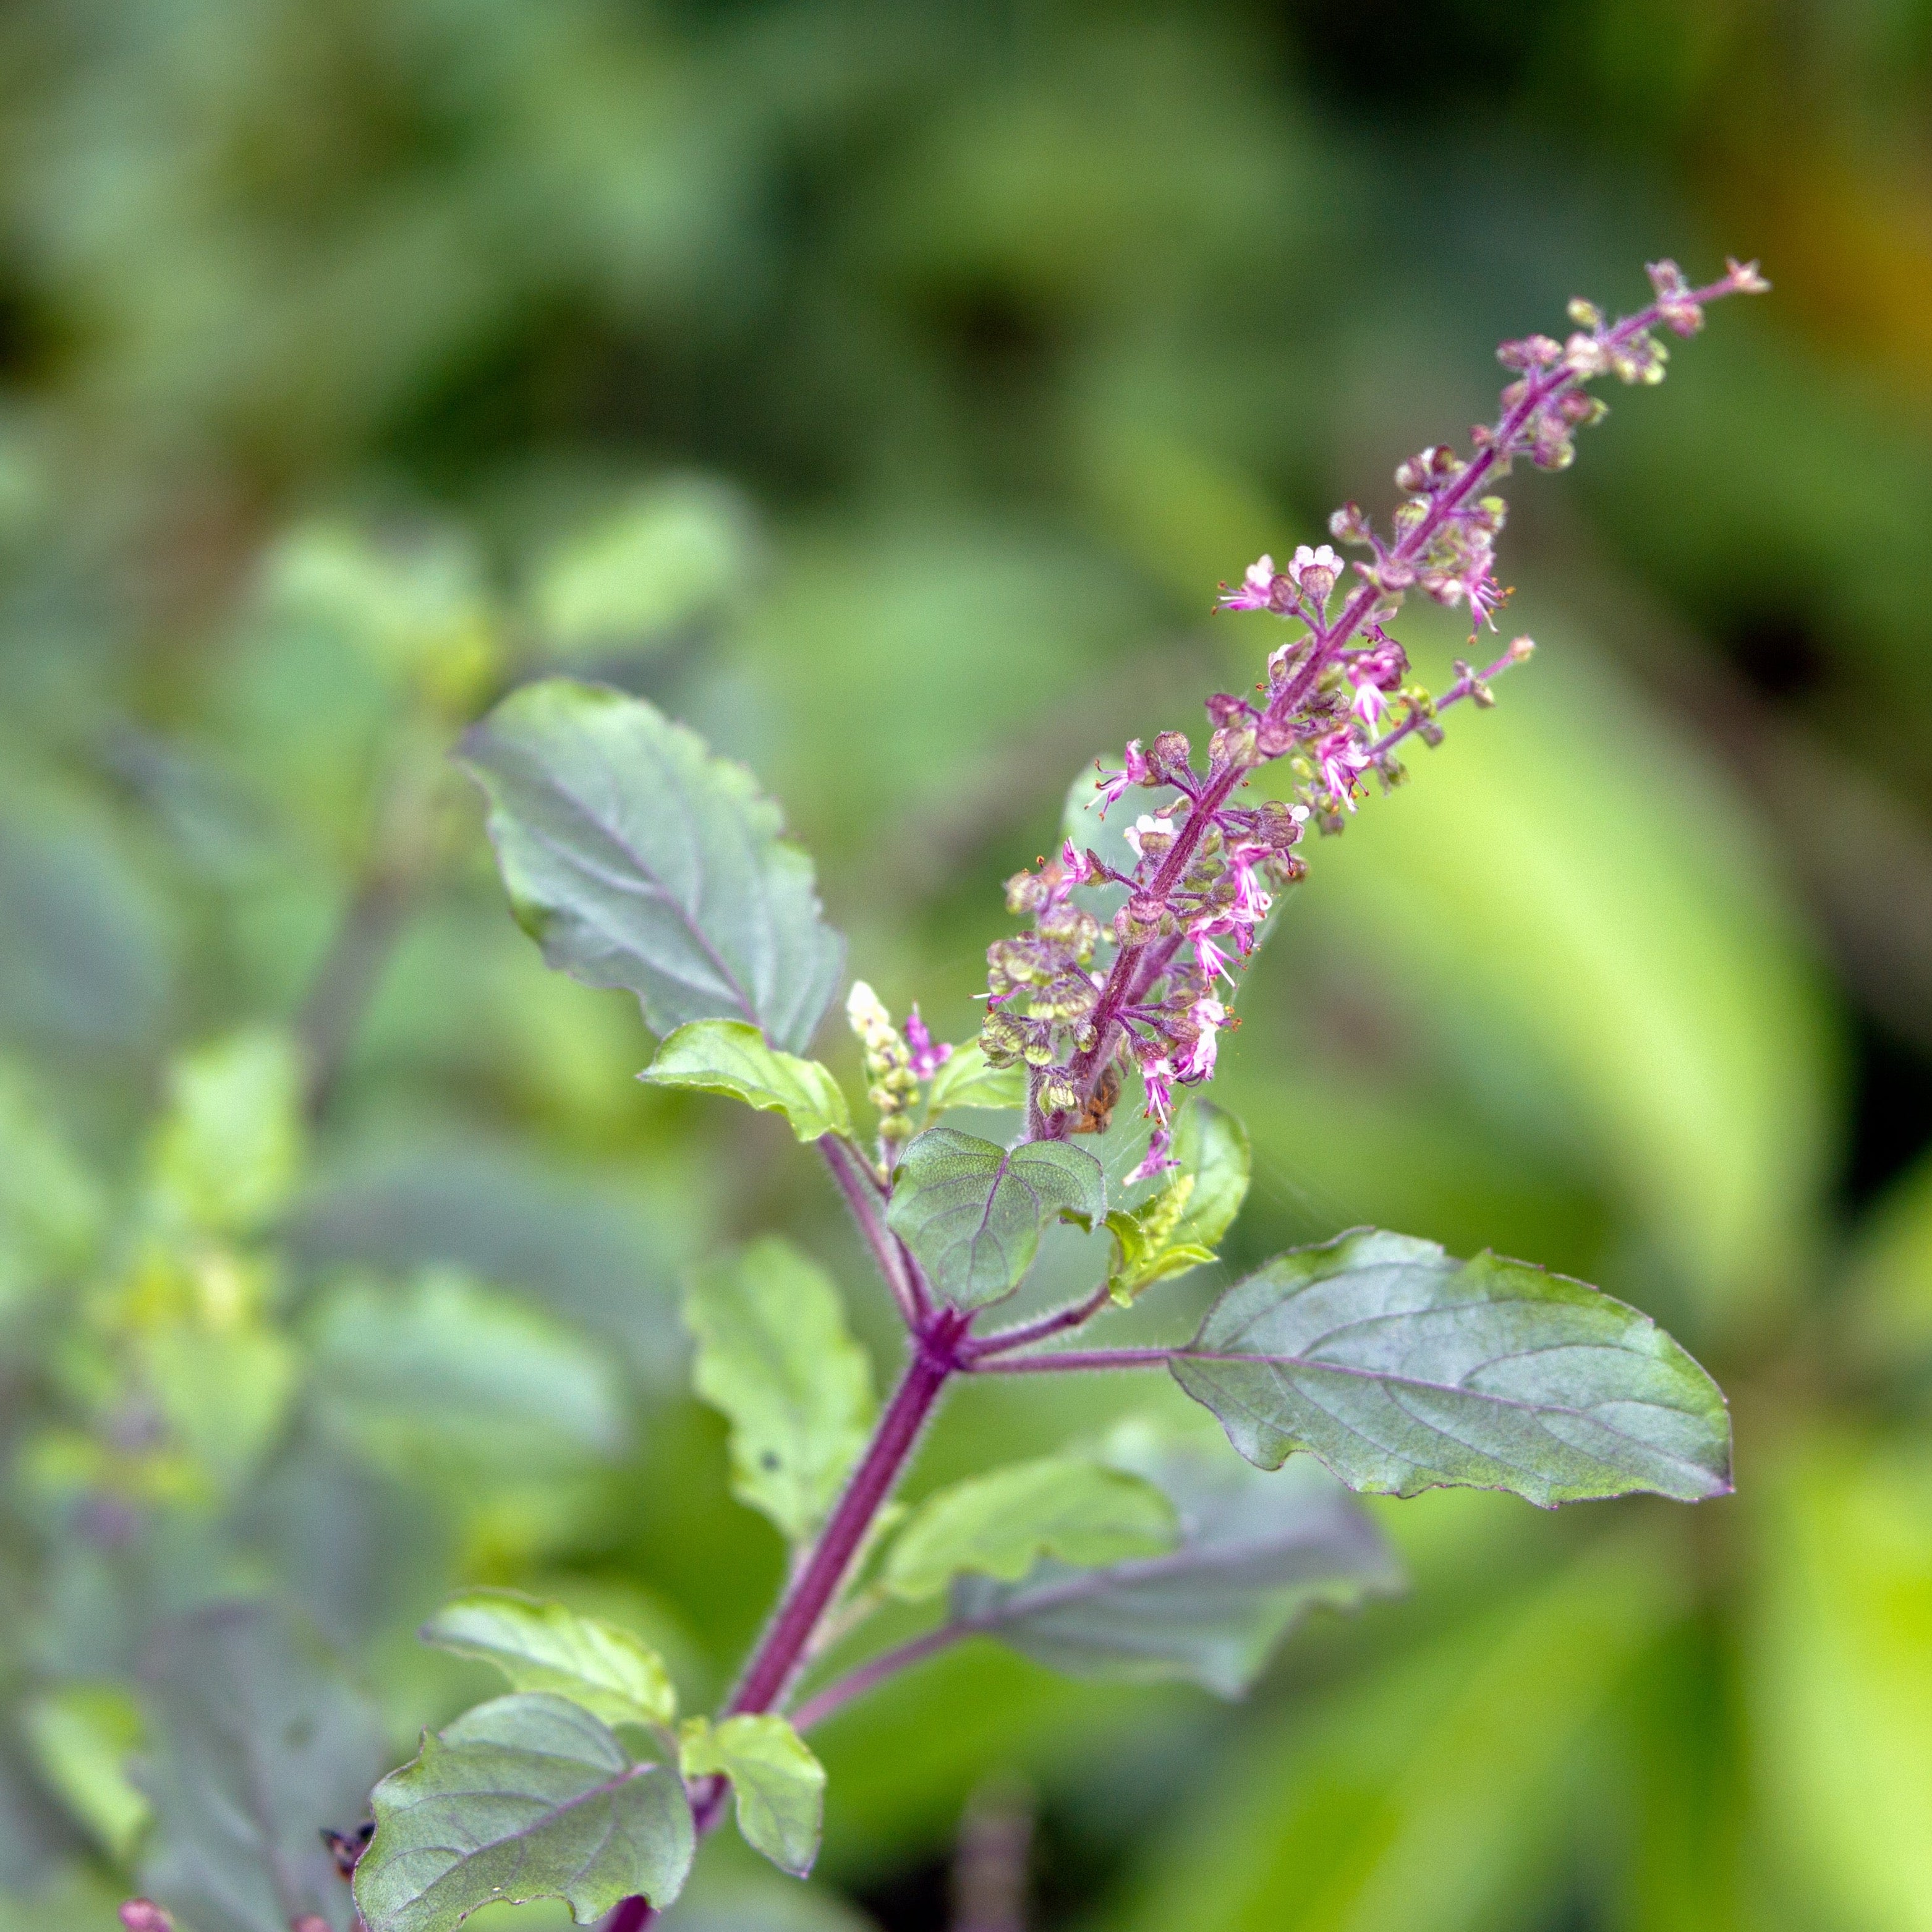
985,261,1766,1138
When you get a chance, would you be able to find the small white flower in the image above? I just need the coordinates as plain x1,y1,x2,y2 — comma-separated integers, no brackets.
1287,543,1342,586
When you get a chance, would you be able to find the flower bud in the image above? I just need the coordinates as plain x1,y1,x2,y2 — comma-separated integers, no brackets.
1150,729,1192,778
1563,333,1609,377
1255,712,1296,757
1037,1071,1081,1115
1497,334,1564,371
1004,870,1046,915
1329,501,1373,546
1210,721,1258,768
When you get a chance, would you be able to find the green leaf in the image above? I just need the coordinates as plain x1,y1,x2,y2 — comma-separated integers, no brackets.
1163,1101,1250,1254
949,1423,1400,1695
924,1042,1026,1116
422,1590,677,1730
679,1714,825,1878
642,1020,851,1142
136,1604,389,1932
1104,1206,1215,1301
147,1029,305,1237
355,1693,693,1932
883,1457,1177,1601
457,679,845,1053
1170,1228,1732,1507
885,1128,1105,1310
22,1683,150,1860
1106,1102,1249,1301
530,479,756,655
684,1238,875,1546
308,1268,628,1481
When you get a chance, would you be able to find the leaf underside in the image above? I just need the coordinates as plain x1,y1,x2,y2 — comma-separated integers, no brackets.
1171,1228,1733,1507
951,1426,1402,1695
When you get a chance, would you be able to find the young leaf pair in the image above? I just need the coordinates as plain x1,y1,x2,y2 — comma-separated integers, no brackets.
355,1591,826,1932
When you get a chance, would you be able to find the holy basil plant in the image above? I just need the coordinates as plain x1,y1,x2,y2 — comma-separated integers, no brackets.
343,260,1754,1932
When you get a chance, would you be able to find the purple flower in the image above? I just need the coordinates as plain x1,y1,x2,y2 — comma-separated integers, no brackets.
1178,997,1227,1082
904,1005,952,1079
1219,555,1284,612
1139,1055,1175,1125
1227,843,1274,931
1345,632,1408,726
1128,1126,1175,1185
1193,931,1235,984
1315,729,1369,810
1095,739,1157,815
1059,838,1096,883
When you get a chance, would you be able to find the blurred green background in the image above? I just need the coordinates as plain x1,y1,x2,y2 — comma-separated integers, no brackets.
1,1,1930,1928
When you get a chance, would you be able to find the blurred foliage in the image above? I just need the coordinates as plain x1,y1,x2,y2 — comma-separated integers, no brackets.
0,1,1928,1928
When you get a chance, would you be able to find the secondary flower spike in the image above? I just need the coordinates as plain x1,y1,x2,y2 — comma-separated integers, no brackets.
978,260,1771,1143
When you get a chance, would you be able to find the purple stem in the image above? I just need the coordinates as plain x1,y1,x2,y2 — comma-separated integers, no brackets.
725,1329,961,1717
968,1347,1173,1374
963,1283,1113,1360
600,1325,964,1931
820,1133,929,1326
788,1623,967,1734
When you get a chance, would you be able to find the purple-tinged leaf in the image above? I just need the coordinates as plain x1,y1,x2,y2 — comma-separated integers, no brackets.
459,679,844,1053
1171,1229,1732,1506
354,1693,692,1932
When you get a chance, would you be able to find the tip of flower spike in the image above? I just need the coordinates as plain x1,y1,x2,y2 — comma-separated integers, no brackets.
1508,635,1536,663
1725,257,1771,294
